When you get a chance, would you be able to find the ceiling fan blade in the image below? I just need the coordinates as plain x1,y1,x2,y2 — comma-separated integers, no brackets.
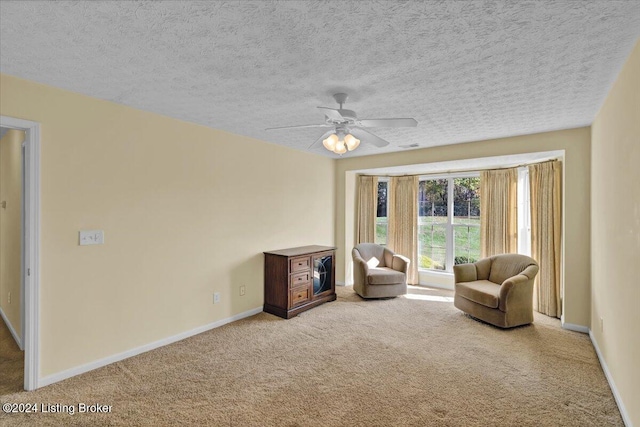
317,107,344,121
358,118,418,128
349,127,390,147
308,130,335,149
265,123,330,131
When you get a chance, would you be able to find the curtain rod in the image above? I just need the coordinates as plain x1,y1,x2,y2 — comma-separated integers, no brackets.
359,158,561,178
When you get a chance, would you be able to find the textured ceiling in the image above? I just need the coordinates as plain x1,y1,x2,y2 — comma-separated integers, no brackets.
1,1,639,158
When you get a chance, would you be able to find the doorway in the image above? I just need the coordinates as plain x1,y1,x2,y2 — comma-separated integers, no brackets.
0,116,41,391
0,126,25,393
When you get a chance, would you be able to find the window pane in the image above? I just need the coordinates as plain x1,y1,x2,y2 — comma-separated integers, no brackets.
375,181,388,245
377,181,387,218
453,177,480,224
375,222,387,246
419,179,448,223
454,225,480,265
418,223,446,270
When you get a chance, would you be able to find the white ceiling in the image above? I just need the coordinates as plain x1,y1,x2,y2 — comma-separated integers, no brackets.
1,1,638,158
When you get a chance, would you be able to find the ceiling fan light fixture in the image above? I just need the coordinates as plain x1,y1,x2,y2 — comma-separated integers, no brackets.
344,133,360,151
322,131,352,155
333,139,347,154
322,133,339,151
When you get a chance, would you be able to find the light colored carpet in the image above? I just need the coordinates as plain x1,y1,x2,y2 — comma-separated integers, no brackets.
0,316,24,395
0,286,622,426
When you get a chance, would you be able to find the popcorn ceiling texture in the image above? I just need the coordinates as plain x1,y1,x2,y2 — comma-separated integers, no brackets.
1,1,639,158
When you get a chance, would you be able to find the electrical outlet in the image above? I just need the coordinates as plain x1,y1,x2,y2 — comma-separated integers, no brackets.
79,230,105,246
7,292,10,304
214,292,221,304
240,286,246,296
600,317,604,332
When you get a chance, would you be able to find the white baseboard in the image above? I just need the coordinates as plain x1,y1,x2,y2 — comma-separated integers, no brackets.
561,321,589,334
589,330,632,427
335,281,347,286
0,306,23,350
38,306,263,388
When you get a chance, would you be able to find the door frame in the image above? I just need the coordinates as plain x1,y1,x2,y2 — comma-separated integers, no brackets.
0,115,40,391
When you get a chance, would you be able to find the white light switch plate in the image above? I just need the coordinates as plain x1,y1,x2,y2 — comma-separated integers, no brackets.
79,230,104,245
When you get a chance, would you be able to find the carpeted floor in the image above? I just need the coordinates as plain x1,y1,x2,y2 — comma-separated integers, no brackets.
0,316,24,395
0,286,622,426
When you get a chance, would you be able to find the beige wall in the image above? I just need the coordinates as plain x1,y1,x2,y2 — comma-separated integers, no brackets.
336,127,591,327
591,39,640,426
0,128,24,341
0,73,335,378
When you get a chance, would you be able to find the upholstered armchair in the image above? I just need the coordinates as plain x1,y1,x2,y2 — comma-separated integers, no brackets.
352,243,409,298
453,254,539,328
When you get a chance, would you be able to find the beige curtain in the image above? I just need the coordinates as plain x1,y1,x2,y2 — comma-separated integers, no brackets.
530,161,562,318
480,168,518,257
356,175,378,244
388,176,418,285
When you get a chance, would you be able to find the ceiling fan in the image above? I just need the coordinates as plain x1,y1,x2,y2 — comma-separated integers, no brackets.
265,93,418,155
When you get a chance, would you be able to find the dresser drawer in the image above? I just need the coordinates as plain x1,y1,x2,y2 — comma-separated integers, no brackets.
290,256,310,272
290,271,310,288
290,285,311,308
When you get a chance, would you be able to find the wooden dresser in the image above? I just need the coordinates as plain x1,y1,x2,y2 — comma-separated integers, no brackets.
263,245,336,319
